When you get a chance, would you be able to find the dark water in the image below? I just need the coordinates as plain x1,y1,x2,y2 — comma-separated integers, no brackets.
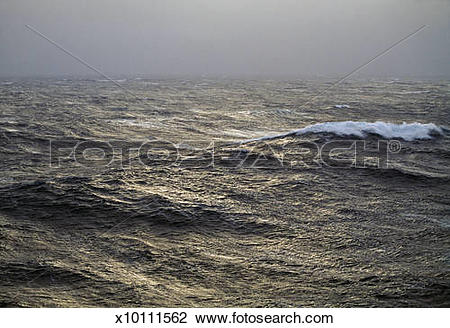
0,78,449,307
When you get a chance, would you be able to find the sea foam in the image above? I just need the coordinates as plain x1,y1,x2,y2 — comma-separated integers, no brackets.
241,121,443,143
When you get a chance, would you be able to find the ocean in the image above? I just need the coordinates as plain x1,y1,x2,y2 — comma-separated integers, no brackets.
0,77,449,307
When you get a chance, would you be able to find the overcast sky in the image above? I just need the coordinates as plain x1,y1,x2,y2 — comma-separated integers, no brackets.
0,0,449,78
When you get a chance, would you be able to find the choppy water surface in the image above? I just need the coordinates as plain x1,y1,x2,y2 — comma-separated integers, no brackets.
0,78,449,307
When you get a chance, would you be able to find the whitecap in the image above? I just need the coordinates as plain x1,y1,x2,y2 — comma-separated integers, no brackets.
240,121,443,143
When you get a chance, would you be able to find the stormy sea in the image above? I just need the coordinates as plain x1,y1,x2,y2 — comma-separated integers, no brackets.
0,78,449,307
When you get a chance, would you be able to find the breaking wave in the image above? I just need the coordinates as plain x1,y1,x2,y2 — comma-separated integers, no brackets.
241,121,443,143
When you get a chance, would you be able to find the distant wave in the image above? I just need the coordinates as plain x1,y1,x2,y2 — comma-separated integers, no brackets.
399,90,431,95
240,121,443,143
97,79,127,83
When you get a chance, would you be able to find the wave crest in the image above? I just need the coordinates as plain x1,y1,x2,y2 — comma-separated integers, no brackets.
241,121,443,143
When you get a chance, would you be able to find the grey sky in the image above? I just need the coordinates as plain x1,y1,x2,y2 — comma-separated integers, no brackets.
0,0,449,78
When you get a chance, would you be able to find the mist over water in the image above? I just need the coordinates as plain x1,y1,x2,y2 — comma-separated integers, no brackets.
1,0,449,78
